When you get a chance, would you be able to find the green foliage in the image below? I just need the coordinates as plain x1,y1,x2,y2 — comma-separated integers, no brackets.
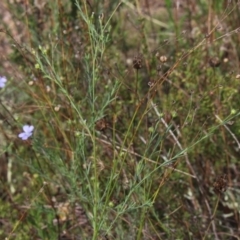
1,0,240,239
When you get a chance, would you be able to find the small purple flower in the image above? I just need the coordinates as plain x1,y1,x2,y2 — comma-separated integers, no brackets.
0,76,7,88
18,125,34,140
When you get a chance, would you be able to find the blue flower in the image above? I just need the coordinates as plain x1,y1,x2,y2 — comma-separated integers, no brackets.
0,76,7,88
18,125,34,140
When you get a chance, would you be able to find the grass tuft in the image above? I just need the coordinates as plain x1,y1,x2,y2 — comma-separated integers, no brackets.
1,0,240,239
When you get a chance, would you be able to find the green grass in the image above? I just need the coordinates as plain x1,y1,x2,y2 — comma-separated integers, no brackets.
1,0,240,239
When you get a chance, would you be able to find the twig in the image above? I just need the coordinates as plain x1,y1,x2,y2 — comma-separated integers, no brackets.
215,114,240,150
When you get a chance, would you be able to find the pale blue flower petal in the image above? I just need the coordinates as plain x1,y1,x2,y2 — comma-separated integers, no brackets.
0,76,7,88
18,132,29,140
18,124,34,140
23,125,34,133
